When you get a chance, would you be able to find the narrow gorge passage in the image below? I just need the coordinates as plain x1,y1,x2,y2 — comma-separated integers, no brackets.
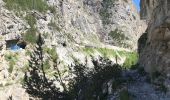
1,0,170,100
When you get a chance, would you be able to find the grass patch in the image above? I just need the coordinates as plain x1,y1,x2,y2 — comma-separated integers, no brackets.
83,47,138,69
96,48,117,57
82,47,95,55
122,52,138,69
3,0,49,13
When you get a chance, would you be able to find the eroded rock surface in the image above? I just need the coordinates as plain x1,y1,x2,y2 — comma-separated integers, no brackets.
139,0,170,75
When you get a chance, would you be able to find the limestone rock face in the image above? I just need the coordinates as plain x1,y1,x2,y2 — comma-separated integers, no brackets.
139,0,170,75
0,0,146,49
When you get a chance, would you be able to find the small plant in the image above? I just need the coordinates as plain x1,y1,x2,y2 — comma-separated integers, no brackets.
44,47,58,60
43,60,51,71
23,28,37,44
21,64,29,73
25,50,32,56
25,14,36,28
23,14,37,44
5,53,18,73
49,6,56,14
99,0,115,24
48,20,61,31
109,29,128,45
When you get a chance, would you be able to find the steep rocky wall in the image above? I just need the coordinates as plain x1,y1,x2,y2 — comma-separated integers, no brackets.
139,0,170,75
0,0,146,49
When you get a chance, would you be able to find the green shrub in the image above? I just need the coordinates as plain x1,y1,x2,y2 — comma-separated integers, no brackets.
21,64,29,73
25,50,32,56
44,60,51,71
99,0,115,24
23,28,37,44
49,6,56,14
99,9,111,24
109,29,128,43
25,14,36,28
3,0,49,12
5,53,18,73
44,47,58,61
23,14,37,44
123,52,138,69
68,57,122,100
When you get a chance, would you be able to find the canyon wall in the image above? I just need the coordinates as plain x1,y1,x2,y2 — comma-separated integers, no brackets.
139,0,170,76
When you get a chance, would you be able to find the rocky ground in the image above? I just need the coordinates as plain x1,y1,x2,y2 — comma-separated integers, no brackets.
108,69,170,100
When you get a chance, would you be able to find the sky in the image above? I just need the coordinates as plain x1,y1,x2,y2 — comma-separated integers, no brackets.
133,0,140,11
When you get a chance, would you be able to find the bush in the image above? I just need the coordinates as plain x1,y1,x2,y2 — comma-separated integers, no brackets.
25,14,36,28
68,57,122,100
23,14,37,44
123,52,138,69
5,53,18,73
109,29,128,44
99,0,115,24
23,28,37,44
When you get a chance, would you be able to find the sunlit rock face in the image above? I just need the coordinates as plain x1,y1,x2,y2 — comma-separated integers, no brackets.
0,0,146,50
139,0,170,75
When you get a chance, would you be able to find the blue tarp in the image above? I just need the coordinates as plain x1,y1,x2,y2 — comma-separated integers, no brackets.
10,44,21,51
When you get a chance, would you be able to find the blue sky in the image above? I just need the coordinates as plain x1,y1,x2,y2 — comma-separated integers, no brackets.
133,0,140,11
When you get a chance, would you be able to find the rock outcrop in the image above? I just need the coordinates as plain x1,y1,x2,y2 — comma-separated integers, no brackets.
139,0,170,76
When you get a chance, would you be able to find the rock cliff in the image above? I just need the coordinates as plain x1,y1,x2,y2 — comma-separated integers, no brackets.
139,0,170,76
